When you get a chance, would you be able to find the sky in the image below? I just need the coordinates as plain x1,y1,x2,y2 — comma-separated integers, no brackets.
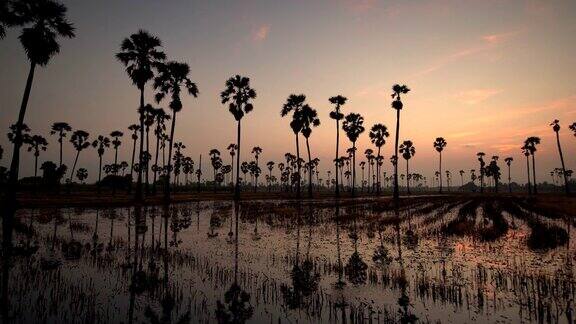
1,0,576,185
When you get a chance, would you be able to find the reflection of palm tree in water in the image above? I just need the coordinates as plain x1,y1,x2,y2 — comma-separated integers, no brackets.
335,203,346,288
216,202,254,323
345,214,368,285
395,209,418,323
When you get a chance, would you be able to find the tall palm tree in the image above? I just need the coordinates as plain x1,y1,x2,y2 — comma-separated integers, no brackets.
297,104,321,198
266,161,275,191
151,108,169,192
116,30,166,202
50,122,72,167
364,149,374,191
524,136,541,195
477,152,486,193
281,94,306,198
433,137,447,193
399,140,415,195
521,145,532,194
92,135,110,193
342,113,365,196
251,146,262,192
142,104,156,194
69,130,90,183
110,130,123,173
459,170,465,188
359,161,366,192
550,120,570,195
154,61,199,202
329,95,347,198
369,124,389,195
127,124,140,182
221,75,257,200
227,144,237,187
504,157,513,193
3,0,74,252
391,84,410,203
25,134,48,177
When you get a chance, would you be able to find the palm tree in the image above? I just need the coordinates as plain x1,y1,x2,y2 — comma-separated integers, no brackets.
154,61,199,202
342,113,365,196
251,147,263,192
369,124,389,195
391,84,410,203
227,144,237,187
221,75,257,200
504,157,513,193
92,135,110,193
116,30,166,202
459,170,465,188
151,108,169,192
76,168,88,184
4,0,74,251
329,95,347,198
433,137,447,193
297,104,321,198
476,152,486,193
69,130,90,183
569,122,576,137
521,145,532,194
266,161,275,191
209,149,221,188
399,140,415,195
25,134,48,177
281,94,306,198
110,131,123,173
50,122,72,167
550,120,570,195
127,124,140,184
359,161,366,192
524,136,541,194
142,104,156,194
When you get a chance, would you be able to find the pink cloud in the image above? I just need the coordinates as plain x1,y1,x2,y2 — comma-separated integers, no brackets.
252,24,270,42
454,88,501,105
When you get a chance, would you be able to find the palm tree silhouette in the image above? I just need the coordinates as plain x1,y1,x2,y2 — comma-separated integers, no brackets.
569,122,576,137
142,104,156,194
391,84,410,204
209,149,221,189
69,130,90,184
116,30,166,201
3,0,74,251
433,137,447,193
50,122,72,167
550,120,570,195
227,144,237,188
221,75,257,200
154,61,199,202
25,134,48,177
359,161,366,192
477,152,486,193
524,136,541,194
76,168,88,184
369,124,389,195
459,170,465,188
281,94,306,198
297,104,321,198
504,157,513,193
342,113,365,196
127,124,140,186
92,135,111,193
521,145,532,194
110,131,123,173
399,140,415,195
266,161,274,191
151,109,169,193
329,95,347,198
251,147,262,192
364,149,374,191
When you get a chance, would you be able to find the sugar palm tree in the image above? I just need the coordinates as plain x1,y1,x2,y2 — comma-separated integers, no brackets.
50,122,72,167
458,170,465,188
281,94,306,198
359,161,366,192
25,134,48,177
297,104,321,198
477,152,486,193
266,161,275,191
369,124,389,195
521,145,532,194
550,120,570,195
569,122,576,137
329,95,347,198
4,0,75,251
504,157,513,193
391,84,410,203
227,144,237,187
399,140,415,195
251,146,262,192
342,113,365,196
110,131,123,173
142,104,156,194
76,168,88,184
154,61,199,202
92,135,110,193
69,130,90,183
524,136,541,194
433,137,447,193
127,124,140,183
116,30,166,202
221,75,257,200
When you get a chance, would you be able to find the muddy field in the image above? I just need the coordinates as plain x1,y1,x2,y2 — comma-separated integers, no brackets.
2,196,575,323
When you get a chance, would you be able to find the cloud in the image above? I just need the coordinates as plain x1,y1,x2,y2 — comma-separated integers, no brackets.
453,88,501,105
343,0,377,13
252,24,270,42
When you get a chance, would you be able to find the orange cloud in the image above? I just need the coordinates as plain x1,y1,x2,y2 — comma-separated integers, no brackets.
453,88,501,105
252,24,270,42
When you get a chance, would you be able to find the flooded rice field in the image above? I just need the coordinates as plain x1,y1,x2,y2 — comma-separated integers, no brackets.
2,197,575,323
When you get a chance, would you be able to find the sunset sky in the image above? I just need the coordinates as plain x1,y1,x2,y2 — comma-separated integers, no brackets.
1,0,575,184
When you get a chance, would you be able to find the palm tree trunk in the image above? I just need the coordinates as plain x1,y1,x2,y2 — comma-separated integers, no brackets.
97,155,102,194
234,121,241,200
295,133,301,198
508,165,512,193
393,109,400,204
135,88,145,202
152,131,160,194
335,120,340,198
525,156,532,194
555,131,570,195
377,147,381,195
306,137,313,198
144,127,150,195
129,136,136,194
34,155,38,178
164,112,177,203
531,154,537,195
406,159,410,195
230,154,234,189
59,135,64,167
438,152,443,193
70,150,80,183
351,143,356,196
